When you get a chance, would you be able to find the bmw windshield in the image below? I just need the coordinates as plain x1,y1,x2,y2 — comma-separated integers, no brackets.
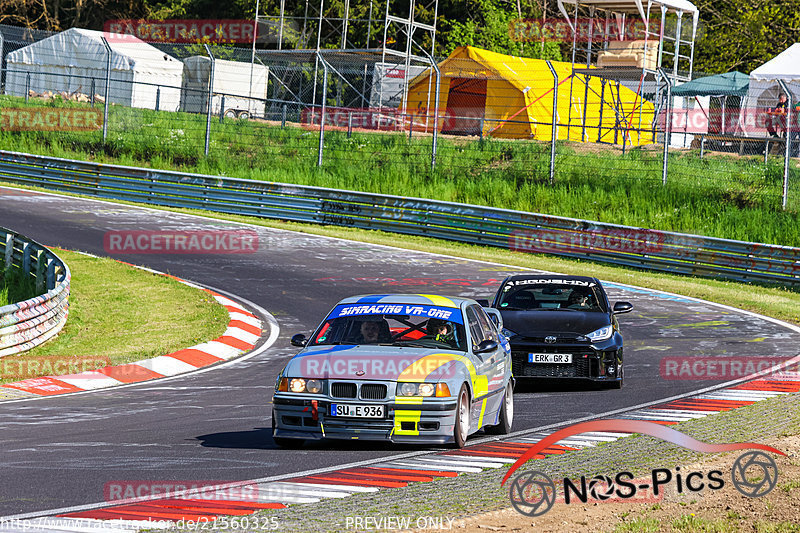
310,303,468,351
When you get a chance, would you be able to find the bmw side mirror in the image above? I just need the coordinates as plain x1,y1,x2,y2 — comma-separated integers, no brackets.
291,334,308,347
474,339,498,355
476,299,490,307
613,302,633,315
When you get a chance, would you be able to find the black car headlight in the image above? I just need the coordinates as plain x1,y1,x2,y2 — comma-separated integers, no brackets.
586,326,613,342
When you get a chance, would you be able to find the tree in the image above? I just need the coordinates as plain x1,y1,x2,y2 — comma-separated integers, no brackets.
692,0,800,74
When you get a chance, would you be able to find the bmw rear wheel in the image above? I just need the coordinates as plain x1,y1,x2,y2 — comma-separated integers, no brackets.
452,384,470,448
486,382,513,435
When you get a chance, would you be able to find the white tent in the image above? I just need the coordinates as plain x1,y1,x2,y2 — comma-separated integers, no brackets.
5,28,183,111
741,43,800,136
180,57,268,118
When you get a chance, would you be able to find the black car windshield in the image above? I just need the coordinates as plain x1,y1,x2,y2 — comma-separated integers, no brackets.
310,303,467,351
497,282,606,312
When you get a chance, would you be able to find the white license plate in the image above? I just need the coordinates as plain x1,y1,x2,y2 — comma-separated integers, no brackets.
528,353,573,364
330,403,385,418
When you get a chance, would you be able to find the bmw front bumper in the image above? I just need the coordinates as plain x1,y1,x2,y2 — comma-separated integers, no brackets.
272,396,460,444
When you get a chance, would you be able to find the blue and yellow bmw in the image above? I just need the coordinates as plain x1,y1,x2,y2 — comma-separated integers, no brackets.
272,294,514,448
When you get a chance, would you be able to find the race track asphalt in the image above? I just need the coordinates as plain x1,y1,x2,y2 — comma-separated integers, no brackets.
1,186,797,517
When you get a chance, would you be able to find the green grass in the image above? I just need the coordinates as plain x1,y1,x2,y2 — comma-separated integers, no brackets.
2,94,799,247
0,266,39,307
614,517,661,532
0,249,229,384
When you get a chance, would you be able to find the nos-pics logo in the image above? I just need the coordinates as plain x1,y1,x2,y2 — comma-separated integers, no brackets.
502,419,783,517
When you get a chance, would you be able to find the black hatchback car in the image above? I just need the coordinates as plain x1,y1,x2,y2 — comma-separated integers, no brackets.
489,274,632,388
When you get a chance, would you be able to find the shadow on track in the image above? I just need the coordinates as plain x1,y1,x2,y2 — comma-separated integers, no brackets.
196,428,439,452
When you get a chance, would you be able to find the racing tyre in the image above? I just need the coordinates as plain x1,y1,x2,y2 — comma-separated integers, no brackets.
485,382,513,435
452,384,470,448
272,411,305,449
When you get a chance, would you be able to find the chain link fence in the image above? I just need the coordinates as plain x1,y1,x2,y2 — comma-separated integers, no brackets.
0,23,797,220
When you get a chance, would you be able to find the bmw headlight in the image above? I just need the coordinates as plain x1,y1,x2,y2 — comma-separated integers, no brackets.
586,326,613,342
278,378,324,394
396,382,449,397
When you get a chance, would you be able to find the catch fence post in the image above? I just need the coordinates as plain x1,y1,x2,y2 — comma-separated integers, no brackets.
419,51,441,171
316,52,329,167
545,60,558,185
778,80,793,210
101,37,112,143
660,69,673,186
204,44,215,157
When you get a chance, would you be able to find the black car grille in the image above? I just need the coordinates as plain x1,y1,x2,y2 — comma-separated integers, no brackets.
360,384,387,400
512,350,593,378
331,382,357,398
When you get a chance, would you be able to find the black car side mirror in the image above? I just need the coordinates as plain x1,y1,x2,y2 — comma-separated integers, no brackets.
474,339,498,355
613,302,633,315
476,299,491,307
291,334,308,347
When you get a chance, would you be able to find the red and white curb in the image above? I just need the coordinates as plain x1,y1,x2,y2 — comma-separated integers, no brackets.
6,374,799,532
1,273,263,398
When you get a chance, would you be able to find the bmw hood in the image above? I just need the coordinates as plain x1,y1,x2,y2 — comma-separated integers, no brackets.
501,310,611,338
284,344,469,381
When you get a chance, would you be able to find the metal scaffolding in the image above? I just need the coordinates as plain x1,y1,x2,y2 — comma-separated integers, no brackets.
557,0,699,145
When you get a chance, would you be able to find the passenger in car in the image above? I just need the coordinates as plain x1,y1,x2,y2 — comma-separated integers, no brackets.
356,318,392,344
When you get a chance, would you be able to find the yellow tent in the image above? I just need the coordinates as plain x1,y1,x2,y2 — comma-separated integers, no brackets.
405,46,654,145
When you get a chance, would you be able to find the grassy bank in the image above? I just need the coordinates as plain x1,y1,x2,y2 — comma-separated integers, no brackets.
1,94,799,246
0,266,39,307
0,249,229,384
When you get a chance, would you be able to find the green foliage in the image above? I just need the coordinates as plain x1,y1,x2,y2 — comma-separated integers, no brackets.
692,0,800,73
439,0,561,59
0,267,39,307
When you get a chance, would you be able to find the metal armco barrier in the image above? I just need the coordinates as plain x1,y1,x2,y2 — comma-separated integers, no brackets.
0,150,798,287
0,226,70,357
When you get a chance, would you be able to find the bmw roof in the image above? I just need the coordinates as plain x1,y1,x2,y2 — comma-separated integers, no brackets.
501,274,599,284
336,294,475,308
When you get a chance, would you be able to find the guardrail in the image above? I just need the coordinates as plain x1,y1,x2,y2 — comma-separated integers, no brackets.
0,227,70,357
0,150,798,287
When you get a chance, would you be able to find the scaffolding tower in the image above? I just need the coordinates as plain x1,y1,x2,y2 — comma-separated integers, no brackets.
556,0,699,145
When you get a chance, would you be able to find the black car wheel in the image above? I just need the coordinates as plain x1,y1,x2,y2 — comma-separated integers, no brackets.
272,411,305,448
452,384,470,448
485,382,514,435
